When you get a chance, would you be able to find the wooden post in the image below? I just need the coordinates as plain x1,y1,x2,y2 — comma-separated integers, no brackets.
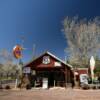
54,80,55,87
65,68,67,88
74,71,79,88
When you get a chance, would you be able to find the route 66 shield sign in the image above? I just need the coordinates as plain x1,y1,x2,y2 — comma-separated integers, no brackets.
42,56,50,64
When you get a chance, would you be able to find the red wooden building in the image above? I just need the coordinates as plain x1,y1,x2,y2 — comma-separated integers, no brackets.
77,68,88,75
24,51,74,88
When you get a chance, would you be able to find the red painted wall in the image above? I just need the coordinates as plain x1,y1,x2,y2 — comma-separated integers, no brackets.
28,54,64,69
78,69,88,75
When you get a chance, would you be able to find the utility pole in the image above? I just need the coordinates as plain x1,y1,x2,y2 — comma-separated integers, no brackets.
32,44,36,60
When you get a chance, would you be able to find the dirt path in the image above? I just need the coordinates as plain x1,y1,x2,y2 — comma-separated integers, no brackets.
0,88,100,100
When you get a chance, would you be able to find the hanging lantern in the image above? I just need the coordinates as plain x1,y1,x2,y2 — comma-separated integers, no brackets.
13,45,23,59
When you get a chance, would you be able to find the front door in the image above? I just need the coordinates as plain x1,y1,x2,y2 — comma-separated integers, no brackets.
48,71,54,87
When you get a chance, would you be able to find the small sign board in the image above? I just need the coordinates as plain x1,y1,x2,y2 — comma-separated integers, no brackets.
54,62,61,66
80,74,88,84
23,67,31,74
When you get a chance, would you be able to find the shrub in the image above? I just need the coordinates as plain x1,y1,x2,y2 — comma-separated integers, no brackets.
81,84,89,90
26,84,31,90
5,85,10,89
0,84,3,89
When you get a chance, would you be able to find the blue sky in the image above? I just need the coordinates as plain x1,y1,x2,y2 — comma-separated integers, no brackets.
0,0,100,63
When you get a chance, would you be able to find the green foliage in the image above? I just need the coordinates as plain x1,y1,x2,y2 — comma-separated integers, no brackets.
94,59,100,73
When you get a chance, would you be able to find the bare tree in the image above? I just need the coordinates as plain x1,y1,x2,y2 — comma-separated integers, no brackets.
0,49,17,79
63,16,100,67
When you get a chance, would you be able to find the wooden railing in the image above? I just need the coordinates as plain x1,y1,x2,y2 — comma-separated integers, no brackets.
0,79,16,85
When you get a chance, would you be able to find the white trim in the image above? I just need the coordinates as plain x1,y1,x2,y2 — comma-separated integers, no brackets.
46,51,73,68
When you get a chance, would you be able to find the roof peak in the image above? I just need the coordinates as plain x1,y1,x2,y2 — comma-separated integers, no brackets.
24,51,73,69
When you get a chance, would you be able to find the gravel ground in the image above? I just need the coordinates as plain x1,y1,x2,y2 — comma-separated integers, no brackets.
0,87,100,100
